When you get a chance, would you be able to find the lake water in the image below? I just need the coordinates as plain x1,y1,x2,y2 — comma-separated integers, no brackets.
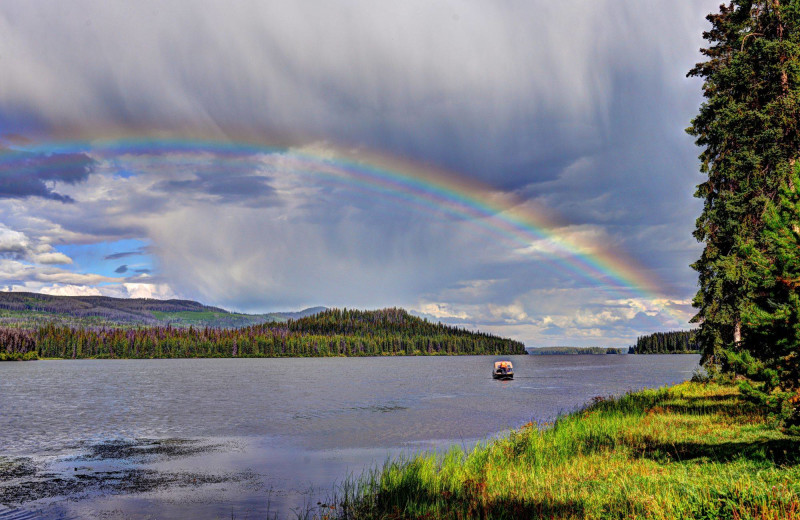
0,354,700,519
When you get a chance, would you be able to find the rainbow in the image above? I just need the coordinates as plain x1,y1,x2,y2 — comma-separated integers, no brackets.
1,134,690,324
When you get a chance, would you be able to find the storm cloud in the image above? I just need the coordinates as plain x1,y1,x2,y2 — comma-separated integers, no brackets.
153,171,277,205
0,1,721,346
0,147,95,202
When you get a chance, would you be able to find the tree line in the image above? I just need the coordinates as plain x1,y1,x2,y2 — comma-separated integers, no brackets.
0,308,525,359
528,347,625,355
629,331,699,354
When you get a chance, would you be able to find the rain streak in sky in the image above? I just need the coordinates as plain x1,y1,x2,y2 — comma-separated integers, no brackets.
0,1,720,346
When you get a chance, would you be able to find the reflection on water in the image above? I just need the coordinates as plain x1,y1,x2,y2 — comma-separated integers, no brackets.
0,354,700,518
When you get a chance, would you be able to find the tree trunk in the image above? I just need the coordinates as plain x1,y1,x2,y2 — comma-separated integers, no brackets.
734,319,742,344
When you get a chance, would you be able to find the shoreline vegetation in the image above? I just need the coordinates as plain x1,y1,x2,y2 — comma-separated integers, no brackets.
331,381,799,520
630,330,699,355
0,308,525,360
527,347,626,355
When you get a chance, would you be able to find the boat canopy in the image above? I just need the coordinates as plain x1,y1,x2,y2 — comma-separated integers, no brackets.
494,361,513,370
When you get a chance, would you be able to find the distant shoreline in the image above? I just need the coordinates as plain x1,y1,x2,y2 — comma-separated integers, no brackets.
526,346,625,355
0,352,528,361
527,347,700,355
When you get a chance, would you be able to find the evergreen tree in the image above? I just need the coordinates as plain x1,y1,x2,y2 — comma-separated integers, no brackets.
632,330,699,354
688,0,800,429
0,308,526,360
738,166,800,427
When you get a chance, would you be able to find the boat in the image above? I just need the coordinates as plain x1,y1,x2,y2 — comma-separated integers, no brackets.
492,360,514,380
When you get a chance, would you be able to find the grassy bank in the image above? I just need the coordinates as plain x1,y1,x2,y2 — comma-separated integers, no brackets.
335,382,800,519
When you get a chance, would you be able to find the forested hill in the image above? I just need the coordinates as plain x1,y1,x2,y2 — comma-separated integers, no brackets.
0,308,525,359
0,291,323,328
288,308,488,338
630,330,699,354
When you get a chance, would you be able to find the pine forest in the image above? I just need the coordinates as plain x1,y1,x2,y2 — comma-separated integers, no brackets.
0,308,525,360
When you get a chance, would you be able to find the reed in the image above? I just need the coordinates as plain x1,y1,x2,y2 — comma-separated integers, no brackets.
334,382,800,519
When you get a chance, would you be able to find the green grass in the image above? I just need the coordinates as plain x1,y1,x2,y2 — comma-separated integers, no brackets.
0,310,138,328
0,351,37,361
334,382,800,519
0,308,280,329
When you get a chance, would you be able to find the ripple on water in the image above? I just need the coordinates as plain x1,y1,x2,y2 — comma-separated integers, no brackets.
0,355,701,518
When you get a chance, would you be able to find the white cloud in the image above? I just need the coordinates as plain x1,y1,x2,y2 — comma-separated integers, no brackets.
416,303,470,320
32,252,73,265
40,284,103,296
122,282,177,300
413,285,695,347
0,255,119,293
34,272,117,285
509,224,615,260
0,224,73,264
486,303,529,323
0,225,30,254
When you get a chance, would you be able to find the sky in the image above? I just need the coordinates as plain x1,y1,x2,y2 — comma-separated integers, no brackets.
0,1,720,347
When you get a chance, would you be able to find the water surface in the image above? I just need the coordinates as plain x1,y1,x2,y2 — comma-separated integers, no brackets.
0,354,700,518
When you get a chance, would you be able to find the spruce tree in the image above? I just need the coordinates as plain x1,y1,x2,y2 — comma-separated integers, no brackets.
738,165,800,427
688,0,800,429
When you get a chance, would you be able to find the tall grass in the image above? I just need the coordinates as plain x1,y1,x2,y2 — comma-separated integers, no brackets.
333,383,800,519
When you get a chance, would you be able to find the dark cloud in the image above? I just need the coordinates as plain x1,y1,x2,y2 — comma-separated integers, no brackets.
0,149,94,202
104,250,144,260
114,265,128,273
0,1,719,345
134,268,151,274
0,243,26,257
57,220,147,241
154,172,276,205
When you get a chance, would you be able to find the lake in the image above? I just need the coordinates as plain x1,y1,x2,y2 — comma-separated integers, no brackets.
0,354,700,519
